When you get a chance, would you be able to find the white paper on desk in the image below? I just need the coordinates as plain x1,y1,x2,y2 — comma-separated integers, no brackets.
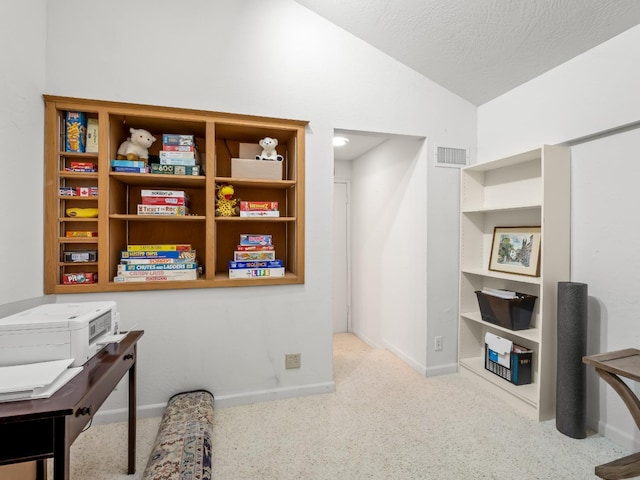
0,358,74,394
0,363,82,403
96,333,127,346
29,366,82,400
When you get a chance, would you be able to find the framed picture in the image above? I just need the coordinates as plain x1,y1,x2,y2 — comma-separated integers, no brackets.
489,226,541,277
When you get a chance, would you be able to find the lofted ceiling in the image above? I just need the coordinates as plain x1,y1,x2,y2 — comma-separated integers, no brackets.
294,0,640,106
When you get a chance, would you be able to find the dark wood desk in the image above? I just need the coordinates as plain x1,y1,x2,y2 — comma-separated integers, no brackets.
583,348,640,480
0,330,144,480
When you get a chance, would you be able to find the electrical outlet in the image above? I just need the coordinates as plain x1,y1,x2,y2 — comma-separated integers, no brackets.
285,353,301,369
434,336,443,351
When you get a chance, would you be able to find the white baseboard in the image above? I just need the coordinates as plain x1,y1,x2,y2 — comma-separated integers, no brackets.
595,418,640,453
93,382,336,424
93,402,167,424
349,329,383,349
384,342,427,376
425,362,458,377
214,382,335,408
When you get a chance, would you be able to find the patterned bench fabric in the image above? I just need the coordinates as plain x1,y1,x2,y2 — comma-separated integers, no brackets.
142,390,214,480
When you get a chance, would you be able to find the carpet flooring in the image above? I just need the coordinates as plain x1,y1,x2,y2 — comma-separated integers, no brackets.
61,333,634,479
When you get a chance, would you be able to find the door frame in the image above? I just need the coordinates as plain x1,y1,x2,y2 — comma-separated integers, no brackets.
333,179,351,333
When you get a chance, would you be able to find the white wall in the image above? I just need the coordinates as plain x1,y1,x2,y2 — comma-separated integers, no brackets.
0,0,47,305
334,160,353,181
478,25,640,162
478,25,640,451
572,128,640,451
426,159,462,375
9,0,476,417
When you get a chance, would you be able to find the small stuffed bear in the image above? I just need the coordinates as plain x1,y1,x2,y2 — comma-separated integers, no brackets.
256,136,283,162
117,127,156,162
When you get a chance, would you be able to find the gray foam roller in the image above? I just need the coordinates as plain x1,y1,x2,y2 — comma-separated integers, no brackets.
556,281,588,439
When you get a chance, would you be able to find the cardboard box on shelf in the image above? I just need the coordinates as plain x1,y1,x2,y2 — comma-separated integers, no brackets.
239,143,262,159
231,158,282,180
86,118,99,153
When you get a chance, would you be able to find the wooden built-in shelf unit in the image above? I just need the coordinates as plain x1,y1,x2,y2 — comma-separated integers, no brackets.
44,95,306,293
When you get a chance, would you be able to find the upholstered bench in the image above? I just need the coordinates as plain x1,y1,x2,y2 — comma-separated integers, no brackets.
142,390,214,480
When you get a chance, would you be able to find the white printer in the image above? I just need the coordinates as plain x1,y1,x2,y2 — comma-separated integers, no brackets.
0,301,118,367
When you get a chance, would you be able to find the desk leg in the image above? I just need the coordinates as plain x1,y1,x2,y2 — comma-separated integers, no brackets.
595,367,640,430
128,344,137,474
36,459,47,480
52,416,69,480
593,367,640,479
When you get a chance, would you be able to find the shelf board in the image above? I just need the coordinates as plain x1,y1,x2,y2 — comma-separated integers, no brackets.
110,172,206,187
109,278,208,291
461,203,541,214
215,216,295,222
461,268,542,285
213,271,301,286
59,196,99,202
60,262,98,267
60,171,99,180
58,151,99,159
462,148,542,172
460,312,541,343
109,214,206,221
59,217,99,222
53,283,102,293
100,272,302,291
459,356,539,408
214,176,295,189
59,237,98,243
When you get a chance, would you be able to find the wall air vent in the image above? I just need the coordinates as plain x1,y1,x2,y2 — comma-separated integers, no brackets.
435,146,468,168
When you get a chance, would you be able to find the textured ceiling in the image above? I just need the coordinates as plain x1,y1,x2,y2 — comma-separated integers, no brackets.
294,0,640,106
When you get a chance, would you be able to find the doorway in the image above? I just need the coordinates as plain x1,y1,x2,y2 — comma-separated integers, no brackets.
331,129,428,364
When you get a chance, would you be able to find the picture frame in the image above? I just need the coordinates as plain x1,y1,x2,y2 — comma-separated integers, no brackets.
489,226,541,277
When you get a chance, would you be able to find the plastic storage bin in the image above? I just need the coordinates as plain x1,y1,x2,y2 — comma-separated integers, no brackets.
484,342,533,385
475,290,537,330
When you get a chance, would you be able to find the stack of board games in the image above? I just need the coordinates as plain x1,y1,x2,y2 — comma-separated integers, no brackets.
65,161,96,172
150,163,201,176
59,186,98,197
114,244,199,283
239,201,280,218
111,159,149,173
155,134,201,175
229,234,284,279
137,189,190,216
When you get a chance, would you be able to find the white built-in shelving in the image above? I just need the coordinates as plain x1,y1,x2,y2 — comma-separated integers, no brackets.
458,145,571,421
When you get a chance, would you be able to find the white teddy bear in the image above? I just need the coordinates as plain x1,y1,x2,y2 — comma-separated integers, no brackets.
117,127,156,162
256,136,283,162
